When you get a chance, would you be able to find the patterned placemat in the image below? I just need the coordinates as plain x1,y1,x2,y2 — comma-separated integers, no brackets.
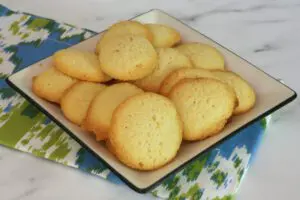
0,4,269,199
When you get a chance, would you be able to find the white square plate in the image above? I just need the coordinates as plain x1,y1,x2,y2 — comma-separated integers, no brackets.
7,9,296,193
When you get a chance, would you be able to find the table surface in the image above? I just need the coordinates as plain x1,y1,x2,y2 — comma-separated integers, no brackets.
0,0,300,199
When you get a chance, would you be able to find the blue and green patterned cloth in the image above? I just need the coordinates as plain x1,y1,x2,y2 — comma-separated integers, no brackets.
0,4,268,199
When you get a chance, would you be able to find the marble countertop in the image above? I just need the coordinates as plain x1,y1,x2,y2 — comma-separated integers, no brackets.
1,0,300,199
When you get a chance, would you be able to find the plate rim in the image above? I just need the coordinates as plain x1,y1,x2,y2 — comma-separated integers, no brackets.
5,8,297,193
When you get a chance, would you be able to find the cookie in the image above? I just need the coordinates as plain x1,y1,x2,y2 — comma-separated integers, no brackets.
95,21,153,54
109,92,182,171
145,24,180,48
106,139,116,155
212,71,256,115
84,83,143,141
32,67,77,103
169,78,236,141
60,82,106,125
99,35,157,80
176,43,225,70
160,68,219,96
134,48,192,92
53,49,111,82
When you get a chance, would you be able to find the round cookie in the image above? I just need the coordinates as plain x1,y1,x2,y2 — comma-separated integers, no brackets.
99,35,157,80
60,82,106,125
95,21,153,54
145,24,180,48
212,71,256,115
134,48,192,92
32,67,77,103
53,49,111,82
160,68,219,96
84,83,143,141
169,78,236,141
176,43,225,70
109,92,182,171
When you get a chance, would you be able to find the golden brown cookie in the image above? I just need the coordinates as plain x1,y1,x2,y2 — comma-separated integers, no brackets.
145,24,180,48
95,21,153,54
53,49,111,82
109,92,182,170
99,35,157,80
160,68,219,96
84,83,143,141
32,67,77,103
176,43,225,70
134,48,192,92
169,78,236,141
60,82,106,125
212,70,256,115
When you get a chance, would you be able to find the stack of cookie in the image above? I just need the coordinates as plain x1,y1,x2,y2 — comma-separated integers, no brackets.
32,20,256,171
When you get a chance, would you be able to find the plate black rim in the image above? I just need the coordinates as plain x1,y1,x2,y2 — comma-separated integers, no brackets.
5,9,298,193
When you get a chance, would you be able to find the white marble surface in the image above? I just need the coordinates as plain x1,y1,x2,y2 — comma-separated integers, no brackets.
0,0,300,199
